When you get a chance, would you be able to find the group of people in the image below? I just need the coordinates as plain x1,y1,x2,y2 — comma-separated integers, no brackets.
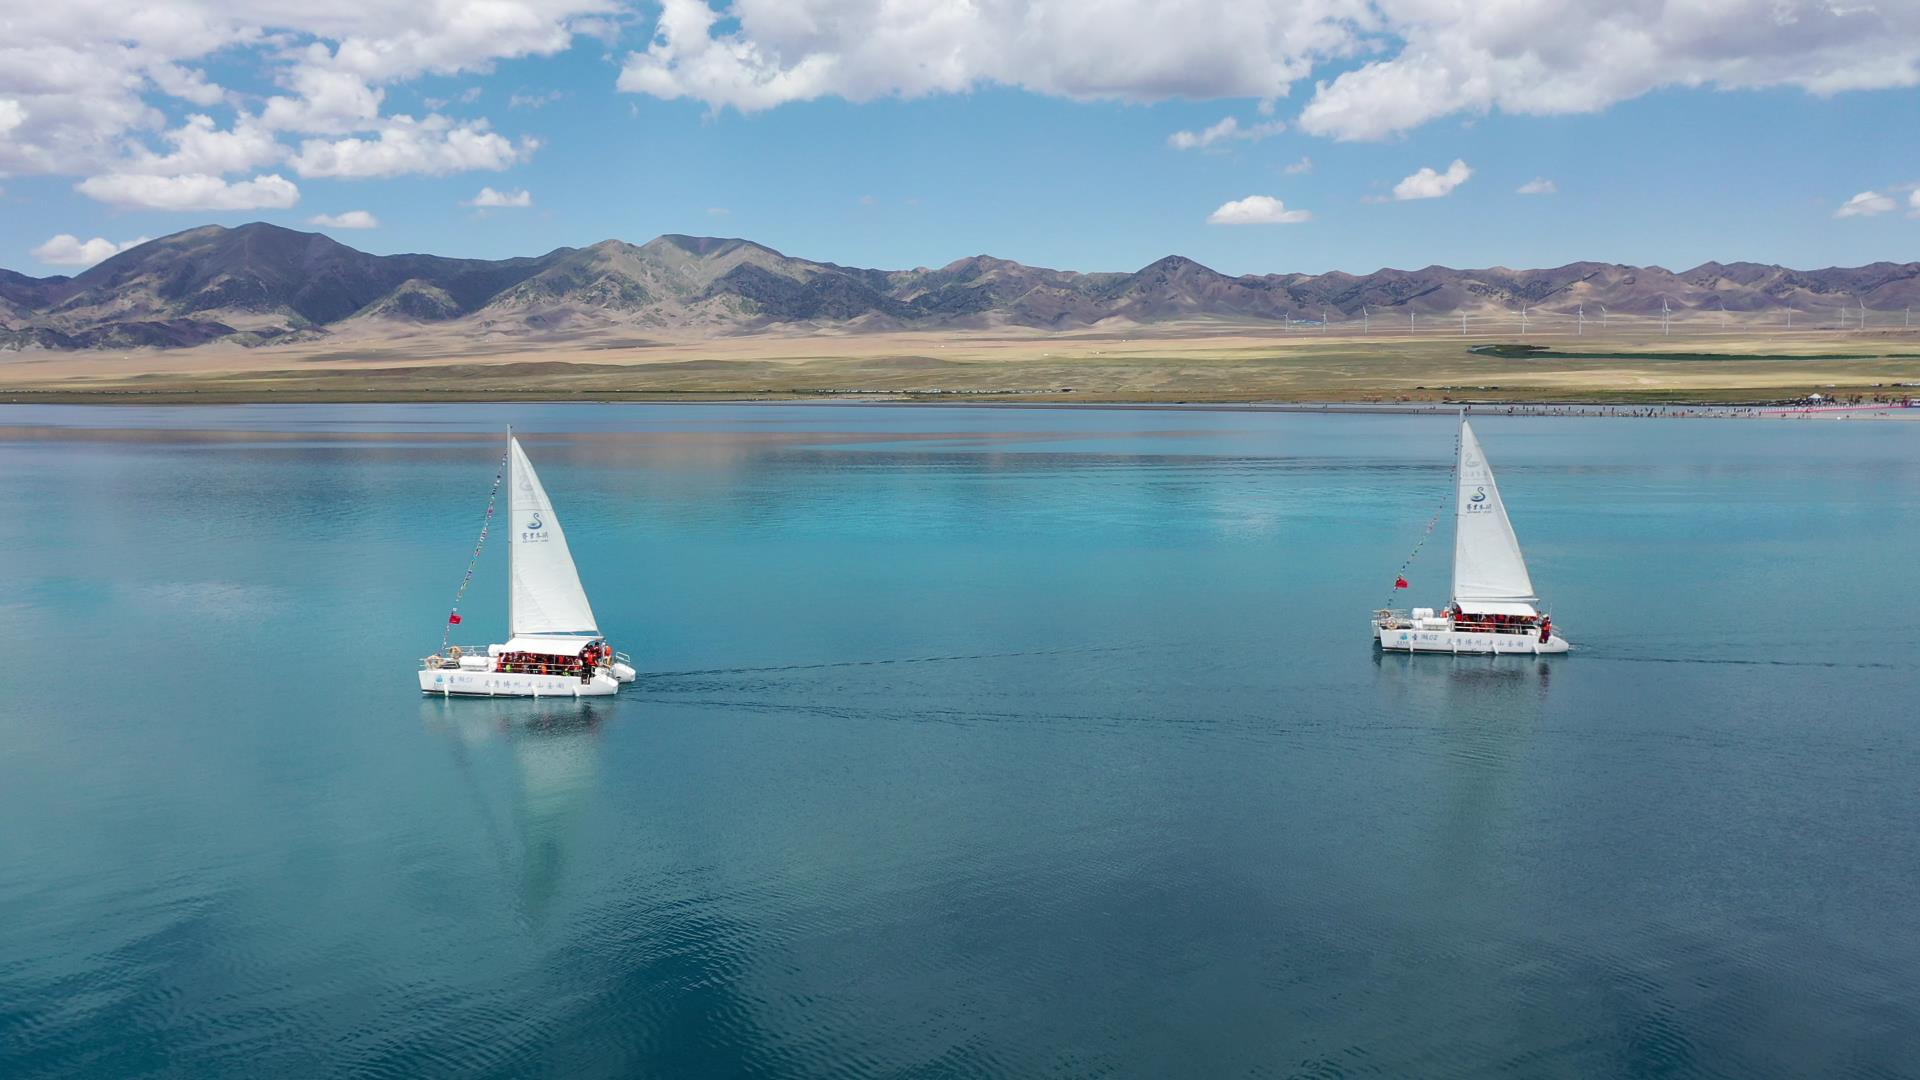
1449,605,1552,642
496,640,614,683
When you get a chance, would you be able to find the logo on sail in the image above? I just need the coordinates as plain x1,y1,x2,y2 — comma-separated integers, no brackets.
1464,484,1491,512
1470,487,1487,503
527,514,544,530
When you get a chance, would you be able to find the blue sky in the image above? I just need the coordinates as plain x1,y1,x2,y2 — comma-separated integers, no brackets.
4,1,1918,277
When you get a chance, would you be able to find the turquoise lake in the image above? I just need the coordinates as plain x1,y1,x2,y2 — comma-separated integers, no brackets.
1,403,1916,1078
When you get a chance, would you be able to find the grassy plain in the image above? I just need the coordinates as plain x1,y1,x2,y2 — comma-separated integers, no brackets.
4,320,1918,404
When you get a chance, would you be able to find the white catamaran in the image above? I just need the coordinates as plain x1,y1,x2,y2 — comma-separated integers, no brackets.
420,434,637,696
1374,419,1569,655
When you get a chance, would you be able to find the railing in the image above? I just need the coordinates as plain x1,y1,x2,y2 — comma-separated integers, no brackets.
1373,609,1550,636
421,644,496,669
422,645,633,671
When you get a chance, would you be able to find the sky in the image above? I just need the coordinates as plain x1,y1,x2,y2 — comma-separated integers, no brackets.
3,1,1919,278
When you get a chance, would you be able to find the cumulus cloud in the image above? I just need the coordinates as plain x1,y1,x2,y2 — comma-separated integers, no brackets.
465,186,533,207
308,210,380,229
0,2,604,179
75,173,301,210
618,0,1336,111
1516,177,1557,195
1,98,28,136
122,115,285,176
31,234,151,267
612,1,1920,142
1299,4,1920,140
1834,190,1897,218
1392,159,1473,200
290,116,533,178
1207,195,1312,225
1167,116,1285,150
1282,155,1313,174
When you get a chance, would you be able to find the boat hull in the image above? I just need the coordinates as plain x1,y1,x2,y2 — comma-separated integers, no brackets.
418,668,621,697
1375,624,1570,655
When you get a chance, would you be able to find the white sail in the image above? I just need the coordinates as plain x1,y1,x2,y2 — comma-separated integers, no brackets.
508,437,599,637
1451,421,1538,605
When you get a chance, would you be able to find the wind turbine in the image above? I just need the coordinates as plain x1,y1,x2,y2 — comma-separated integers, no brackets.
1363,305,1371,333
1577,303,1585,336
1410,310,1415,335
1600,304,1608,328
1520,304,1529,337
1662,297,1671,336
1460,311,1467,336
1859,297,1867,331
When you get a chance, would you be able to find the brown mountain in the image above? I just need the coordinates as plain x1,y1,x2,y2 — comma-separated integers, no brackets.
4,221,1917,349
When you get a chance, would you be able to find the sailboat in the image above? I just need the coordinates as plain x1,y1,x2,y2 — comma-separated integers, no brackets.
420,433,638,696
1374,419,1569,654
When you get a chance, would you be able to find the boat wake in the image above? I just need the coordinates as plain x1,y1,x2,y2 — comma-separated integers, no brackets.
631,642,1152,682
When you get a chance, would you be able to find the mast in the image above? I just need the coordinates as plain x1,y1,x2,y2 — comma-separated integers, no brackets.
1450,413,1465,601
506,425,514,635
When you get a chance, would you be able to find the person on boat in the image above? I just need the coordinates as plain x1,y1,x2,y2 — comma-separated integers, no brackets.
1538,616,1553,644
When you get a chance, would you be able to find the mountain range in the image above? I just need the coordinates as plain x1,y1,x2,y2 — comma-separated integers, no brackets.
5,222,1918,350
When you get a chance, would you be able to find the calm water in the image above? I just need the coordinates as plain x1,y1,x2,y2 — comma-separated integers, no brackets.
1,404,1916,1079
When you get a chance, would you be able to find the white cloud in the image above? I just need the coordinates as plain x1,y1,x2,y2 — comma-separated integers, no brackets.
613,1,1920,142
1392,159,1473,200
465,186,533,207
308,210,380,229
1208,195,1312,225
1834,190,1896,218
618,0,1335,111
707,206,730,216
1282,155,1313,174
120,115,285,176
146,64,227,107
1300,4,1920,140
1911,190,1920,216
0,2,606,178
0,98,28,136
30,234,151,267
1516,177,1557,195
1167,116,1285,150
510,89,567,109
75,173,301,210
290,117,533,178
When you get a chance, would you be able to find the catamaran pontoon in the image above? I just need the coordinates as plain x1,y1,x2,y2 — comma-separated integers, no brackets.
1375,419,1569,655
420,433,637,696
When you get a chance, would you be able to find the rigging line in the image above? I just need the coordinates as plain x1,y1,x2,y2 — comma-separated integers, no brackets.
442,446,512,653
1382,423,1461,611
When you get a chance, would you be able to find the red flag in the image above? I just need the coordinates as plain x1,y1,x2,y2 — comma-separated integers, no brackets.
448,612,463,625
1394,576,1409,589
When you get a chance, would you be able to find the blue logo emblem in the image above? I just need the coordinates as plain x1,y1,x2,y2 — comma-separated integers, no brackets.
1470,486,1487,503
527,514,544,530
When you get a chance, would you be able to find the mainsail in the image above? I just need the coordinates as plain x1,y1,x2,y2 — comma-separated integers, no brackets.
508,437,599,636
1451,421,1538,604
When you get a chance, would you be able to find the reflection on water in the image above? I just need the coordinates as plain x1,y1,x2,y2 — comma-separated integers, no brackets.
424,704,606,925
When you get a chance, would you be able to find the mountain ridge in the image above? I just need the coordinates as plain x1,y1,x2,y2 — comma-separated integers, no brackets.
5,222,1917,350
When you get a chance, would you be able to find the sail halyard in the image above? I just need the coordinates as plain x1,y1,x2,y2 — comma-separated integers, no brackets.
1450,420,1538,605
507,436,599,637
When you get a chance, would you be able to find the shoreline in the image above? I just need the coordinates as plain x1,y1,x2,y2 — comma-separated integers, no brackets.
1,393,1914,421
